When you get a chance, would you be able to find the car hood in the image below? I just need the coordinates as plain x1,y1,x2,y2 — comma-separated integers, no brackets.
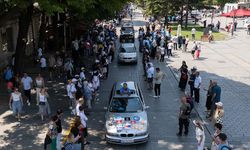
105,111,148,134
119,52,137,58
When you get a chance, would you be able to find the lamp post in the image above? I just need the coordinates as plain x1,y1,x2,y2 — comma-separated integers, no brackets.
231,7,236,36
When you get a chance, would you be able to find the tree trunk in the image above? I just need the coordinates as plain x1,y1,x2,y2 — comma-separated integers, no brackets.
14,5,33,74
38,11,46,49
185,1,189,29
180,4,184,27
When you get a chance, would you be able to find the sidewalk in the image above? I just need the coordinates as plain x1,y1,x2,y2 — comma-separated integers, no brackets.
167,29,250,149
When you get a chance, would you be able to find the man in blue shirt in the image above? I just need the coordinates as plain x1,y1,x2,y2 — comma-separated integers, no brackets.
207,81,222,118
120,83,131,95
217,133,231,150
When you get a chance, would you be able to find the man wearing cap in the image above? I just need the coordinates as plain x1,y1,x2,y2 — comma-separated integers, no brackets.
177,97,190,136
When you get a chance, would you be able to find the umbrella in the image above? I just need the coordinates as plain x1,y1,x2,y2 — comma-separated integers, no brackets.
221,8,250,17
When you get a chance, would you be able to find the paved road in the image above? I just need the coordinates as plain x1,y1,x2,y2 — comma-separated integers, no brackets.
85,9,210,150
168,22,250,149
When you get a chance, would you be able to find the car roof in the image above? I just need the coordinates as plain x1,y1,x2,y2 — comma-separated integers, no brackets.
121,43,135,48
122,22,133,27
113,81,138,97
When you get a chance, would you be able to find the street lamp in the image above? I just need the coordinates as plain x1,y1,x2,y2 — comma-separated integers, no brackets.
232,7,236,36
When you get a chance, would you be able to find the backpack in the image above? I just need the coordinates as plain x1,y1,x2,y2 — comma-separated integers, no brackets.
221,145,232,150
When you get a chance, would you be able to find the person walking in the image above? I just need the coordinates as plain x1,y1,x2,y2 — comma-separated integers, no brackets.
178,61,188,91
167,40,173,58
66,79,77,114
79,106,90,146
21,73,33,106
47,116,58,150
193,120,205,150
194,71,202,103
48,54,56,81
38,88,51,121
177,97,191,136
172,35,178,50
153,68,165,98
146,63,154,90
191,41,197,60
184,35,189,52
9,87,23,121
211,123,223,150
35,73,45,105
191,28,196,40
160,46,166,62
195,42,201,59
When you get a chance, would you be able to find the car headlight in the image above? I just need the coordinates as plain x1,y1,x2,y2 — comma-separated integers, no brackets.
106,132,119,137
119,53,124,58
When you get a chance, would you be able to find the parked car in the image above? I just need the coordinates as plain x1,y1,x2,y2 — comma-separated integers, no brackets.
105,81,149,144
118,43,137,64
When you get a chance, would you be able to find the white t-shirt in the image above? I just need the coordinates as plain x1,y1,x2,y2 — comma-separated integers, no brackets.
194,76,202,88
195,127,205,143
80,71,86,80
40,57,47,68
192,28,196,34
147,67,154,78
168,42,173,49
39,93,47,102
37,48,42,57
12,92,21,101
160,47,165,55
79,111,88,127
21,76,33,90
66,83,76,98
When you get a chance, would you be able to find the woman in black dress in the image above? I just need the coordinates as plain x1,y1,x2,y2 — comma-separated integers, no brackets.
204,80,213,116
178,61,188,91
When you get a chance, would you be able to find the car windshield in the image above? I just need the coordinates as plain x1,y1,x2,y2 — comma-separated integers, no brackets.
121,27,133,33
109,97,143,113
120,46,135,53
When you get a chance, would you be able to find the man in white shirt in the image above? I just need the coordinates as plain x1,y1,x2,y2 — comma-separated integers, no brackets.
147,63,154,90
172,35,178,50
154,68,165,98
79,106,90,145
66,79,77,113
21,73,33,106
167,40,173,58
191,28,196,40
40,56,47,72
194,71,202,103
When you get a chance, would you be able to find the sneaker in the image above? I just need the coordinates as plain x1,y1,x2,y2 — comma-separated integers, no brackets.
69,106,72,110
27,101,31,106
153,96,158,98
